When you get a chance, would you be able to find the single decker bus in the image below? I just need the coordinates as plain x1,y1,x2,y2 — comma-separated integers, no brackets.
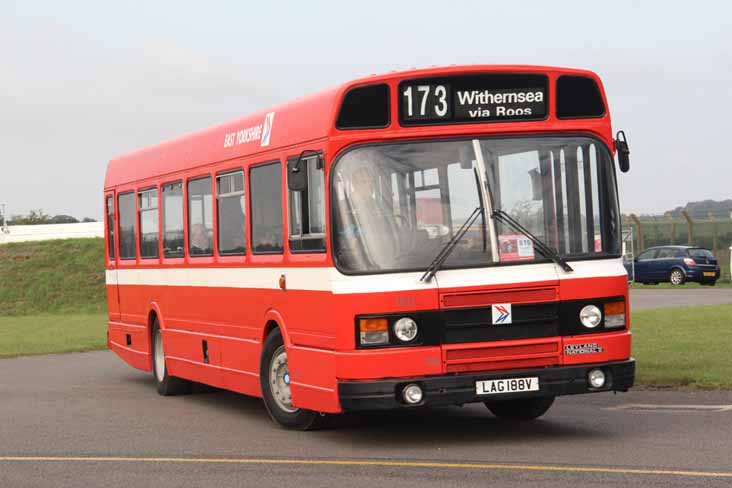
104,65,634,430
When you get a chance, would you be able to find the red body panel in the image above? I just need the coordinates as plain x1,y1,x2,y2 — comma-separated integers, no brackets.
104,65,629,414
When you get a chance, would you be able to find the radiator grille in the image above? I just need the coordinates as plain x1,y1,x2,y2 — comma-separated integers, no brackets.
444,339,560,373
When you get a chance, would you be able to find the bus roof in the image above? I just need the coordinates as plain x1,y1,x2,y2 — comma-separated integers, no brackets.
105,64,606,189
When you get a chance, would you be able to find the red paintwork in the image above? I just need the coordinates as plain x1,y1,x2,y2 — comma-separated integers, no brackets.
104,65,629,414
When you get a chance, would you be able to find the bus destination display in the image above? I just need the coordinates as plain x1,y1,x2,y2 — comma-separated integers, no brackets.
399,74,548,125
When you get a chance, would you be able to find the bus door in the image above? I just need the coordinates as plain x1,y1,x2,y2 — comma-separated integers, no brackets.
105,192,121,321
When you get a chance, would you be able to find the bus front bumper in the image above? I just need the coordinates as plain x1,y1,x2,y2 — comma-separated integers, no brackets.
338,359,635,412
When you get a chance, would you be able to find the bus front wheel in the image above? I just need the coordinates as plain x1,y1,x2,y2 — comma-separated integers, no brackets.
259,328,326,430
485,396,555,421
151,319,191,396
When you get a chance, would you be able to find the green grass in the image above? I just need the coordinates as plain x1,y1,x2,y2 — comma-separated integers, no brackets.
0,313,107,358
632,305,732,389
0,238,106,315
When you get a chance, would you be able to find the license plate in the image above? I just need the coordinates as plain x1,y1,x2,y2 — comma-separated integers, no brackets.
476,377,539,395
703,272,715,277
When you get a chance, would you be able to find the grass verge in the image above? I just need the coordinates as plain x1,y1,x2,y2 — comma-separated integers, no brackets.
0,313,107,358
0,238,106,316
632,305,732,389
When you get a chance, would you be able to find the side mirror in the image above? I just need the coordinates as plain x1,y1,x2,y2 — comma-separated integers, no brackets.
615,130,630,173
287,150,321,192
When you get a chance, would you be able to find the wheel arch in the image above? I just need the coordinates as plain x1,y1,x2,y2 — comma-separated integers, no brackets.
146,301,164,371
262,308,291,346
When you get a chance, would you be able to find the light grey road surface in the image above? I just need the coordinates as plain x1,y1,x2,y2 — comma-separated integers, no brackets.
630,288,732,310
2,351,732,487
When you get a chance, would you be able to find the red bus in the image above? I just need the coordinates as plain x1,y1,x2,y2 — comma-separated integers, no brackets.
104,65,634,429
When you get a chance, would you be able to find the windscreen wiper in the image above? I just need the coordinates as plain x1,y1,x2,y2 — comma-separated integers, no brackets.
492,208,574,273
420,207,483,283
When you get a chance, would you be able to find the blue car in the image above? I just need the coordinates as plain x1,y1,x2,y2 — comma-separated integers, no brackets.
626,245,721,286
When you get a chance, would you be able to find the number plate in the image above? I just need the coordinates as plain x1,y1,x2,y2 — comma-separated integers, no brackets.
476,377,539,395
703,271,715,277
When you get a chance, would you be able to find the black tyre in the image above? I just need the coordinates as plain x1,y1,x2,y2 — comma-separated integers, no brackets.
151,319,191,396
260,328,326,430
485,396,555,421
702,281,717,287
669,268,686,286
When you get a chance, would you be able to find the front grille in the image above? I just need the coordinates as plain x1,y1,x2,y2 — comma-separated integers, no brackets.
444,339,560,373
442,302,558,344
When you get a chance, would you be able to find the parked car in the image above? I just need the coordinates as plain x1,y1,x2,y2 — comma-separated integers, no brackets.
626,245,721,285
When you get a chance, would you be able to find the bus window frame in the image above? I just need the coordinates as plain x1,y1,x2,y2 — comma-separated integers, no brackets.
249,160,285,257
286,151,327,254
137,186,160,260
215,168,247,259
186,174,215,259
117,190,138,262
161,180,186,262
105,193,116,263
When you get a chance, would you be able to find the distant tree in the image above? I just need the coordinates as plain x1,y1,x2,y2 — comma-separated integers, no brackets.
82,217,96,223
9,210,52,225
50,214,79,224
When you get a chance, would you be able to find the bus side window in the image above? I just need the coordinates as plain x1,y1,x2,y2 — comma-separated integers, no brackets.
287,154,325,252
216,171,246,256
162,182,184,258
106,195,115,260
251,162,284,254
117,192,137,260
187,176,214,257
138,188,159,259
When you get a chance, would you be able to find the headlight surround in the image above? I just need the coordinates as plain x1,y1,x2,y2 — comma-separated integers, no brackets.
393,317,419,343
579,305,602,329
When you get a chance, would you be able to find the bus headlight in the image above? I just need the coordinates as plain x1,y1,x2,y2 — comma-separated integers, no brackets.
393,317,418,342
579,305,602,329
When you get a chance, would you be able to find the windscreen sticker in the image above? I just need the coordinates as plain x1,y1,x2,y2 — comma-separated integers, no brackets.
498,233,534,262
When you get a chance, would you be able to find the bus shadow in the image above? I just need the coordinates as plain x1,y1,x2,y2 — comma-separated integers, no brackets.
320,407,611,446
124,375,609,445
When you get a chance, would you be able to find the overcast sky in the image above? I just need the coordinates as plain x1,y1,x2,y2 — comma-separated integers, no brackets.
2,1,730,219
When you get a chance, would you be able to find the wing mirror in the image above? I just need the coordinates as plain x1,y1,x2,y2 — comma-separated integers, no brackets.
615,130,630,173
288,150,322,192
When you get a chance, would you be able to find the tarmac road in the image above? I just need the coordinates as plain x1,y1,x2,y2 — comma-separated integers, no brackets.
2,351,732,487
630,288,732,310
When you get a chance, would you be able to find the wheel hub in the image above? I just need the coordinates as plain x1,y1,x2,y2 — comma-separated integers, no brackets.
269,347,297,413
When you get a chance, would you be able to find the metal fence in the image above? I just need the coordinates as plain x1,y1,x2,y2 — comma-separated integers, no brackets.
624,213,732,279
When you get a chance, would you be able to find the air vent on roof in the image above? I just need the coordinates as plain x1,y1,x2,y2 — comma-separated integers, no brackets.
556,75,606,119
336,84,390,129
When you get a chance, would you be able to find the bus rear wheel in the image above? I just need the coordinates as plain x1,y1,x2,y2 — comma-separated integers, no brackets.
260,328,325,430
485,396,555,421
151,319,191,396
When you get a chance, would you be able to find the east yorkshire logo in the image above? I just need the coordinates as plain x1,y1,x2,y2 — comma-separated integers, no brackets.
223,112,275,149
261,112,274,147
491,303,512,325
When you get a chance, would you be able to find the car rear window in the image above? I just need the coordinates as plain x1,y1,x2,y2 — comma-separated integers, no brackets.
689,248,714,259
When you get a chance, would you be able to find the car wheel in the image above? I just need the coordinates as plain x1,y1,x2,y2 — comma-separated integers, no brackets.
669,269,686,286
152,320,192,396
260,328,326,430
702,281,717,287
485,396,555,421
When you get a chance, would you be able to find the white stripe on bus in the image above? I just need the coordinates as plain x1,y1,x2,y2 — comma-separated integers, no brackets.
105,259,626,294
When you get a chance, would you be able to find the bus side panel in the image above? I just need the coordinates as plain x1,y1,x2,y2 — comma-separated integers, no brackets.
108,321,151,371
287,346,340,413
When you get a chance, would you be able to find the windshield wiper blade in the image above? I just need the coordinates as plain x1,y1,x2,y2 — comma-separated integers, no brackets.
492,209,574,273
420,207,482,283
